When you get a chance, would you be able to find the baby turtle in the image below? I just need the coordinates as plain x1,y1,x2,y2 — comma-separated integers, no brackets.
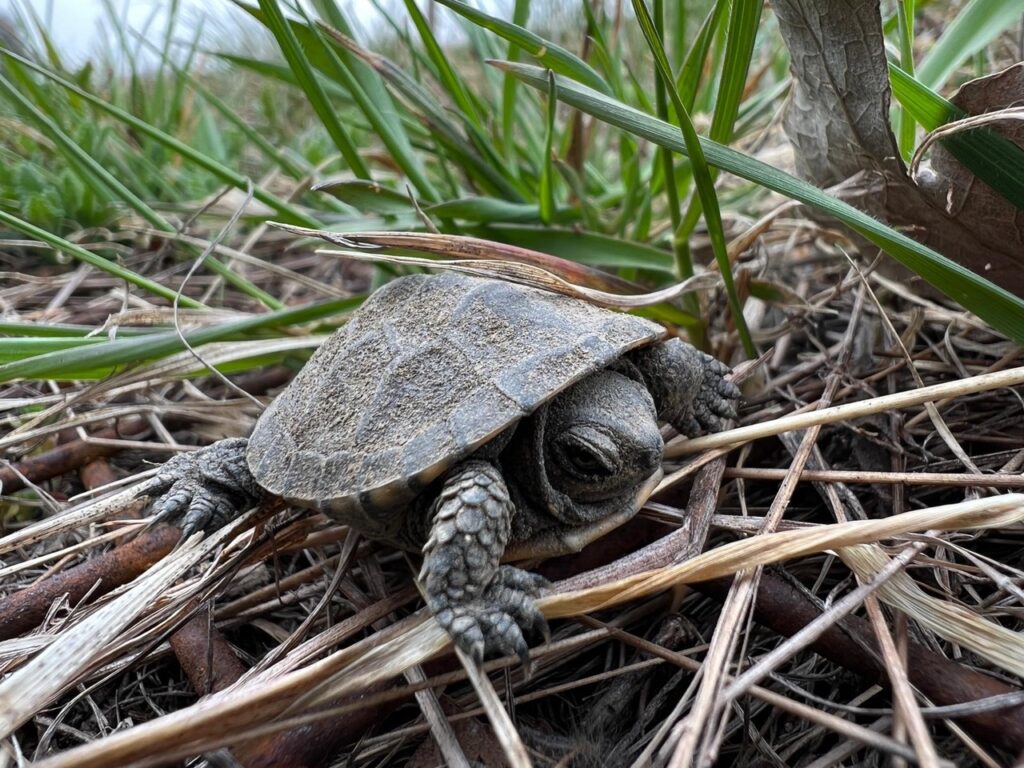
148,273,739,663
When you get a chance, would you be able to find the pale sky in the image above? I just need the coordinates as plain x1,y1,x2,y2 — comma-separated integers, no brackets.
0,0,507,67
1,0,238,66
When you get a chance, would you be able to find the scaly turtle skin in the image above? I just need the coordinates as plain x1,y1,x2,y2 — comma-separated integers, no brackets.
148,273,739,664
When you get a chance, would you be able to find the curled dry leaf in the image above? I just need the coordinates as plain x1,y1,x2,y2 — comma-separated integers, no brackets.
315,248,719,309
275,221,721,309
916,63,1024,292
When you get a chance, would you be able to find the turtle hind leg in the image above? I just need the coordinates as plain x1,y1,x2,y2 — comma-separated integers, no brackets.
628,338,740,437
145,437,265,538
421,459,547,667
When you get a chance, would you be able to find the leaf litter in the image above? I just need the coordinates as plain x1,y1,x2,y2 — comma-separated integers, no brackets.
1,208,1023,768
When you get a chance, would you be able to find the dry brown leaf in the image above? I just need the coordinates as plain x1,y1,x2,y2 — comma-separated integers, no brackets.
916,63,1024,292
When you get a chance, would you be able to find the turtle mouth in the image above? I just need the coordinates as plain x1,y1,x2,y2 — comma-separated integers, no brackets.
633,466,665,510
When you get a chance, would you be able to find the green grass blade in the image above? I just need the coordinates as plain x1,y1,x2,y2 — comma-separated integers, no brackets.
310,0,408,120
0,337,108,363
316,179,414,215
890,64,1024,210
0,322,154,338
894,0,916,159
0,61,282,310
0,211,204,309
494,60,1024,343
403,0,482,126
0,49,319,227
916,0,1023,89
673,0,761,274
652,0,686,279
433,0,612,96
251,0,370,180
633,0,754,356
539,71,557,224
481,225,677,274
319,27,527,201
500,0,533,166
708,0,761,145
312,21,439,202
0,297,364,382
426,197,578,224
675,2,727,114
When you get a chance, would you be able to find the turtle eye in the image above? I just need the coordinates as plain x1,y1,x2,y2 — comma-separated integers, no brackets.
556,428,618,478
567,444,611,476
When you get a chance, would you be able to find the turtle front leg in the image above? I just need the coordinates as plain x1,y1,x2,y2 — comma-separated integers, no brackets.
628,338,740,437
421,460,547,665
144,437,265,537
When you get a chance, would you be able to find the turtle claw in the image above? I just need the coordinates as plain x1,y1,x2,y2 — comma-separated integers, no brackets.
142,438,263,535
692,355,740,434
429,562,548,670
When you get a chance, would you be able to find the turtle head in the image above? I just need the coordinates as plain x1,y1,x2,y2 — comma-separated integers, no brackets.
540,369,663,520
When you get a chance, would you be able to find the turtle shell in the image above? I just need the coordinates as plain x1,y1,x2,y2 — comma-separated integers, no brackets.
246,272,665,515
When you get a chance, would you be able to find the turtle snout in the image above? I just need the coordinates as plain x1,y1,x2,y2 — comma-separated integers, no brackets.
643,446,664,473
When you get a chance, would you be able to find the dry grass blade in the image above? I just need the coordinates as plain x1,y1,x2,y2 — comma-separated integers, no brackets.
552,495,1024,625
0,480,158,557
316,247,718,308
32,495,1024,767
454,646,531,768
671,365,1024,457
841,544,1024,676
273,222,662,295
864,595,942,767
0,511,253,738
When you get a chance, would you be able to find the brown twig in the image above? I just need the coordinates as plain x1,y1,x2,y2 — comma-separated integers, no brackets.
0,419,152,495
168,602,248,696
695,571,1024,755
0,524,180,641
